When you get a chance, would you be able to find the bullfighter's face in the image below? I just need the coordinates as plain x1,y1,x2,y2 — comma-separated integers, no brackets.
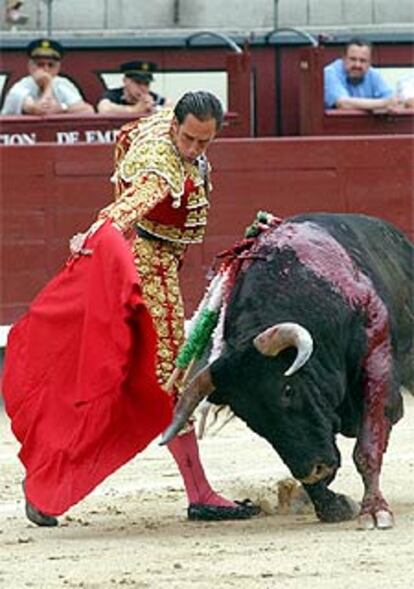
171,114,217,163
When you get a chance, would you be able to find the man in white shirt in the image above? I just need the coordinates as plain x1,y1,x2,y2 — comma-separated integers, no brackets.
1,38,94,115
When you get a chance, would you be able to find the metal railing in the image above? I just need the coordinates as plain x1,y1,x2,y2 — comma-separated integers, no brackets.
266,27,318,47
186,31,243,54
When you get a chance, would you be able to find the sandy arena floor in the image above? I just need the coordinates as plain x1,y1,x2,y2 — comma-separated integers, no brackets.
0,394,413,589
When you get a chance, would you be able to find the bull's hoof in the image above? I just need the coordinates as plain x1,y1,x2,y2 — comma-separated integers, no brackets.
358,509,394,530
25,500,58,527
315,494,359,523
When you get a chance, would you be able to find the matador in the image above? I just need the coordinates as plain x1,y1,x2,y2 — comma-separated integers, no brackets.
2,91,259,526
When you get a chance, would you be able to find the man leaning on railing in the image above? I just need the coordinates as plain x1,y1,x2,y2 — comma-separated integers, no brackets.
1,38,94,116
324,38,403,113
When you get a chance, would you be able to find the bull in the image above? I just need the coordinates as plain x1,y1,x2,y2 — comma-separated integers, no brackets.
162,213,414,529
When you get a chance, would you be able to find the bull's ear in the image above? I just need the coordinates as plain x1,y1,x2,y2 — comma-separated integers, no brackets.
253,322,313,376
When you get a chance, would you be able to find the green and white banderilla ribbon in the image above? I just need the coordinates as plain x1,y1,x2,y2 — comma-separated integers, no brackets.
165,270,228,392
165,209,277,392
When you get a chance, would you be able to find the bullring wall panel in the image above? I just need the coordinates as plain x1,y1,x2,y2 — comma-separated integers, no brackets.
1,135,412,323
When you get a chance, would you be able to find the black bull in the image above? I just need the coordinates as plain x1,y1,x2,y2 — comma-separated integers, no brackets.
162,213,414,529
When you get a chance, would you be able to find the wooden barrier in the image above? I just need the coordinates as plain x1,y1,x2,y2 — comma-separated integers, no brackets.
1,135,413,324
0,113,133,145
0,111,242,145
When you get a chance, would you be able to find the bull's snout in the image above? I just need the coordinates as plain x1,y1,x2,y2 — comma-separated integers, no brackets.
298,462,334,485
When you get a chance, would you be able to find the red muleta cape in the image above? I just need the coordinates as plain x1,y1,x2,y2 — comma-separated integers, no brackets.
1,221,172,515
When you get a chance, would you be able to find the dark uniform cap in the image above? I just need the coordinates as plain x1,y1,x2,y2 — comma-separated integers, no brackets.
120,60,157,83
27,38,64,60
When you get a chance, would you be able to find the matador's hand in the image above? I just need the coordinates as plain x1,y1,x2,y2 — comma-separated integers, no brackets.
69,232,92,256
69,220,105,256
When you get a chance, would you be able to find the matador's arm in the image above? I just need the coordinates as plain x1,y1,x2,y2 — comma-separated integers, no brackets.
97,172,169,234
69,172,170,255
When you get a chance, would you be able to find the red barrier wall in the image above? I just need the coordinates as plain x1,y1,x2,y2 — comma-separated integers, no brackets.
1,135,413,324
0,111,241,144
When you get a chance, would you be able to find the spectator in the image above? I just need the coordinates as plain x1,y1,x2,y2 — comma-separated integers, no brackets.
97,60,172,115
396,72,414,108
324,39,399,112
1,38,94,115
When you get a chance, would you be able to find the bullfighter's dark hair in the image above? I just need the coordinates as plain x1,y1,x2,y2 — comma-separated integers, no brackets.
345,38,373,52
174,91,224,131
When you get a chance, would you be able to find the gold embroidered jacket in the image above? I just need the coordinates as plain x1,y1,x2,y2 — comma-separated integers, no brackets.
98,109,211,244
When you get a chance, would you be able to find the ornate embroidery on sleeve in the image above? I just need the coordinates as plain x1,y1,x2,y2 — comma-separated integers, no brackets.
98,173,169,233
114,120,139,166
111,110,176,199
118,138,185,205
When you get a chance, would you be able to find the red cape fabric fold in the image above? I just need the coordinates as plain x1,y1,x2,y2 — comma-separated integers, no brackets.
2,222,172,515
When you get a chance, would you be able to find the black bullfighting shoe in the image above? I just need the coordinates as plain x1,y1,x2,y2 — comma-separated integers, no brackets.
25,500,58,527
187,499,261,521
22,481,58,527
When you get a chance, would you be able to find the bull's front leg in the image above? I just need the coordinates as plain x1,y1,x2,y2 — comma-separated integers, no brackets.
353,413,393,529
353,335,394,530
303,478,359,523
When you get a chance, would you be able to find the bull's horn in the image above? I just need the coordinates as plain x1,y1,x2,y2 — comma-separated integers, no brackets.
160,368,215,445
253,322,313,376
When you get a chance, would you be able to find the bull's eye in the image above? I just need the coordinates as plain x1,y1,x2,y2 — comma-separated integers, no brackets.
280,384,294,408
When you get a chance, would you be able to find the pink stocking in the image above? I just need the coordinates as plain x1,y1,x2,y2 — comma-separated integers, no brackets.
167,429,236,507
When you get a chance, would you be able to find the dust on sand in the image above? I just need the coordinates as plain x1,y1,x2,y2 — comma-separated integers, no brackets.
1,394,413,589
